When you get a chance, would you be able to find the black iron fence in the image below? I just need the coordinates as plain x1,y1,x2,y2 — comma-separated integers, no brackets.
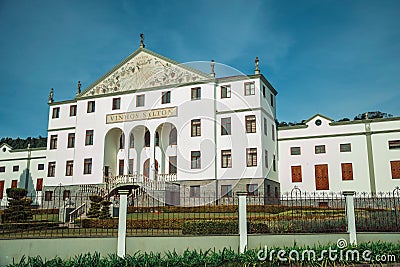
0,189,399,239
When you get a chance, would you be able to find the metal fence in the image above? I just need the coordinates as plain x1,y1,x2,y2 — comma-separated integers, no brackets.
0,189,399,239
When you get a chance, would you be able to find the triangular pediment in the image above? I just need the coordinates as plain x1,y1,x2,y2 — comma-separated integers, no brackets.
79,48,210,97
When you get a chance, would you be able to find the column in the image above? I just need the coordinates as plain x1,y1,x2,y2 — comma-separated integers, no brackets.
343,191,357,245
117,189,129,257
237,191,248,253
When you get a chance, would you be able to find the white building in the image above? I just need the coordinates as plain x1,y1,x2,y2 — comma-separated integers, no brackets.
278,114,400,193
43,40,279,202
0,144,46,205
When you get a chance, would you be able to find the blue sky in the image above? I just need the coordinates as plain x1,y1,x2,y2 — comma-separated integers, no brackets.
0,0,399,138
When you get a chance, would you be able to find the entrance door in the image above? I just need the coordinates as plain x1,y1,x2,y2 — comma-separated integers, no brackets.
143,159,159,178
315,164,329,190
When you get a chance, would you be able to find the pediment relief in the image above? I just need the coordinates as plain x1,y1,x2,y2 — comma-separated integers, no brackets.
80,49,208,97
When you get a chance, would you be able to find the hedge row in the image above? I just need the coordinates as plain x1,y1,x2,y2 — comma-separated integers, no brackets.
182,220,270,234
0,221,60,231
126,204,334,214
78,218,186,230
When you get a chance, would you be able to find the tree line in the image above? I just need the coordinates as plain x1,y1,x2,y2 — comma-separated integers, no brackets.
0,136,47,149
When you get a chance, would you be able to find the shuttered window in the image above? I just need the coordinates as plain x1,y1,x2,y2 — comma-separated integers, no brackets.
315,164,329,190
391,160,400,179
245,115,256,133
291,165,302,183
341,163,353,180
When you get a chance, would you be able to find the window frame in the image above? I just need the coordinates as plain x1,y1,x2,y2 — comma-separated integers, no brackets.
245,115,256,133
340,143,352,152
49,135,58,150
161,91,171,104
65,160,74,176
290,147,301,155
221,149,232,168
87,101,95,113
246,148,257,167
389,140,400,150
85,130,94,146
69,105,77,116
83,158,92,175
221,85,231,99
221,117,231,135
52,107,60,119
221,185,233,197
191,119,201,137
191,151,201,169
191,87,201,100
47,162,56,177
112,97,121,110
189,185,200,197
315,145,326,154
67,133,75,148
244,82,255,96
246,184,258,196
136,95,145,107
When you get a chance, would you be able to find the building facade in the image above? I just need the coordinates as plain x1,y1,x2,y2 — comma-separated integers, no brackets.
0,144,46,205
43,44,279,202
278,114,400,193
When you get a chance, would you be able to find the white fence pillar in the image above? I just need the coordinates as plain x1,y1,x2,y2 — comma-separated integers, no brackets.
237,192,247,253
117,189,129,257
343,191,357,245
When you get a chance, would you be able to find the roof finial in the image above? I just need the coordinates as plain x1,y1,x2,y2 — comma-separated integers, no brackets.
255,56,260,74
210,59,215,77
140,33,145,48
76,81,81,95
48,88,54,104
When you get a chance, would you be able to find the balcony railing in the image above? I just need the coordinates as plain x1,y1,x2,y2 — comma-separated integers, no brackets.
105,173,177,192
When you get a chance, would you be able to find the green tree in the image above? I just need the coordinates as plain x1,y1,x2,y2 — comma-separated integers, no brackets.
3,188,33,222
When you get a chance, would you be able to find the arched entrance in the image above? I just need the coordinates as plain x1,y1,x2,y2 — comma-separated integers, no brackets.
143,158,159,178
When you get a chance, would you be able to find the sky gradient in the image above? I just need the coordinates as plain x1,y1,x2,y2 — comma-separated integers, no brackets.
0,0,399,138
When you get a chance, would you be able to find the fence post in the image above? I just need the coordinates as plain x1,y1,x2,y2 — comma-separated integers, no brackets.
237,192,247,253
343,191,357,245
117,189,129,257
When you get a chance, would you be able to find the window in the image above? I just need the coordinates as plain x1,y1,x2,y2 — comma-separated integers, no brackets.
119,133,125,149
48,162,56,177
38,164,44,170
290,147,301,155
190,185,200,197
52,107,60,118
244,82,255,95
246,184,258,196
169,156,177,174
245,115,256,133
84,158,92,174
162,91,171,104
119,159,124,176
273,155,276,172
11,180,17,188
389,140,400,150
85,130,94,146
69,105,77,116
264,118,268,135
191,87,201,100
191,119,201,137
0,166,5,172
274,187,279,198
169,128,177,145
136,95,145,107
291,165,302,183
340,143,351,152
112,98,121,110
129,133,135,148
270,93,274,107
191,151,201,169
221,85,231,98
246,148,257,167
45,191,53,201
144,130,150,147
65,160,73,176
128,159,134,175
267,184,271,197
63,190,71,201
221,117,231,135
221,150,232,168
262,86,266,98
13,165,19,172
341,163,353,180
272,124,275,140
264,150,268,168
50,135,58,150
391,161,400,179
315,145,326,154
67,133,75,148
0,180,4,199
36,178,43,191
87,101,95,113
221,185,232,197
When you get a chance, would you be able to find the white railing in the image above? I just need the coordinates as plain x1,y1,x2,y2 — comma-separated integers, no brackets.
156,173,177,182
68,203,86,223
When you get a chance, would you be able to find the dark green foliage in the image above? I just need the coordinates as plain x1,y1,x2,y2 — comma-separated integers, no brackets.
182,220,271,235
354,111,393,120
0,221,60,231
87,195,102,218
3,188,33,222
0,136,47,149
99,200,112,219
6,242,400,266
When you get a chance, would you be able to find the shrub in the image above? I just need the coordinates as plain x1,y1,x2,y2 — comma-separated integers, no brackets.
182,220,270,235
87,195,102,218
2,188,33,222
